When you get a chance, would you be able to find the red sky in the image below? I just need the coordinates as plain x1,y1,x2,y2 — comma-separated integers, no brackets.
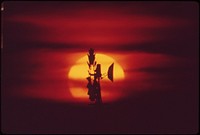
2,1,199,134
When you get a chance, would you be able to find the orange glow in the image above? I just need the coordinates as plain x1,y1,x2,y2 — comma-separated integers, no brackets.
12,51,179,103
68,54,125,80
70,87,88,98
68,53,125,100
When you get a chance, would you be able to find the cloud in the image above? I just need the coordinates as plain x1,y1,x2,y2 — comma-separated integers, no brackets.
3,1,198,57
4,1,192,46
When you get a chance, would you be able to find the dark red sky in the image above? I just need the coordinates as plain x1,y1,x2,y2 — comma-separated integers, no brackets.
2,1,199,134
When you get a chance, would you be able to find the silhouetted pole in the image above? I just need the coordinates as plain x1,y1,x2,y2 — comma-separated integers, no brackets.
87,48,102,104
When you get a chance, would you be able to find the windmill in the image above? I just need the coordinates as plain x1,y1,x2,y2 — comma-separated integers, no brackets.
86,48,114,104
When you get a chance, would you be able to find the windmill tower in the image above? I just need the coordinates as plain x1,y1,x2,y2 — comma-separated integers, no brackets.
86,48,114,104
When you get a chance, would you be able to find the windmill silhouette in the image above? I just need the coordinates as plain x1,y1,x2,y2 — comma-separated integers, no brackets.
86,48,114,104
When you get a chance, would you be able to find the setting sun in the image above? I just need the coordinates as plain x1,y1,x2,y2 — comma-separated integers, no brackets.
68,53,125,101
68,53,125,80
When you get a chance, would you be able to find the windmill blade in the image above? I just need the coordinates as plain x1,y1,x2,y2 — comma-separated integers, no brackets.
107,63,114,82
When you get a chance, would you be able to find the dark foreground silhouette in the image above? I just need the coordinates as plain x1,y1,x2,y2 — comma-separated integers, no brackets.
2,87,198,134
86,48,113,104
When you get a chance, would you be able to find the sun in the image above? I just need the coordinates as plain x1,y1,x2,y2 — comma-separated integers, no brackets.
68,53,125,100
68,53,125,80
